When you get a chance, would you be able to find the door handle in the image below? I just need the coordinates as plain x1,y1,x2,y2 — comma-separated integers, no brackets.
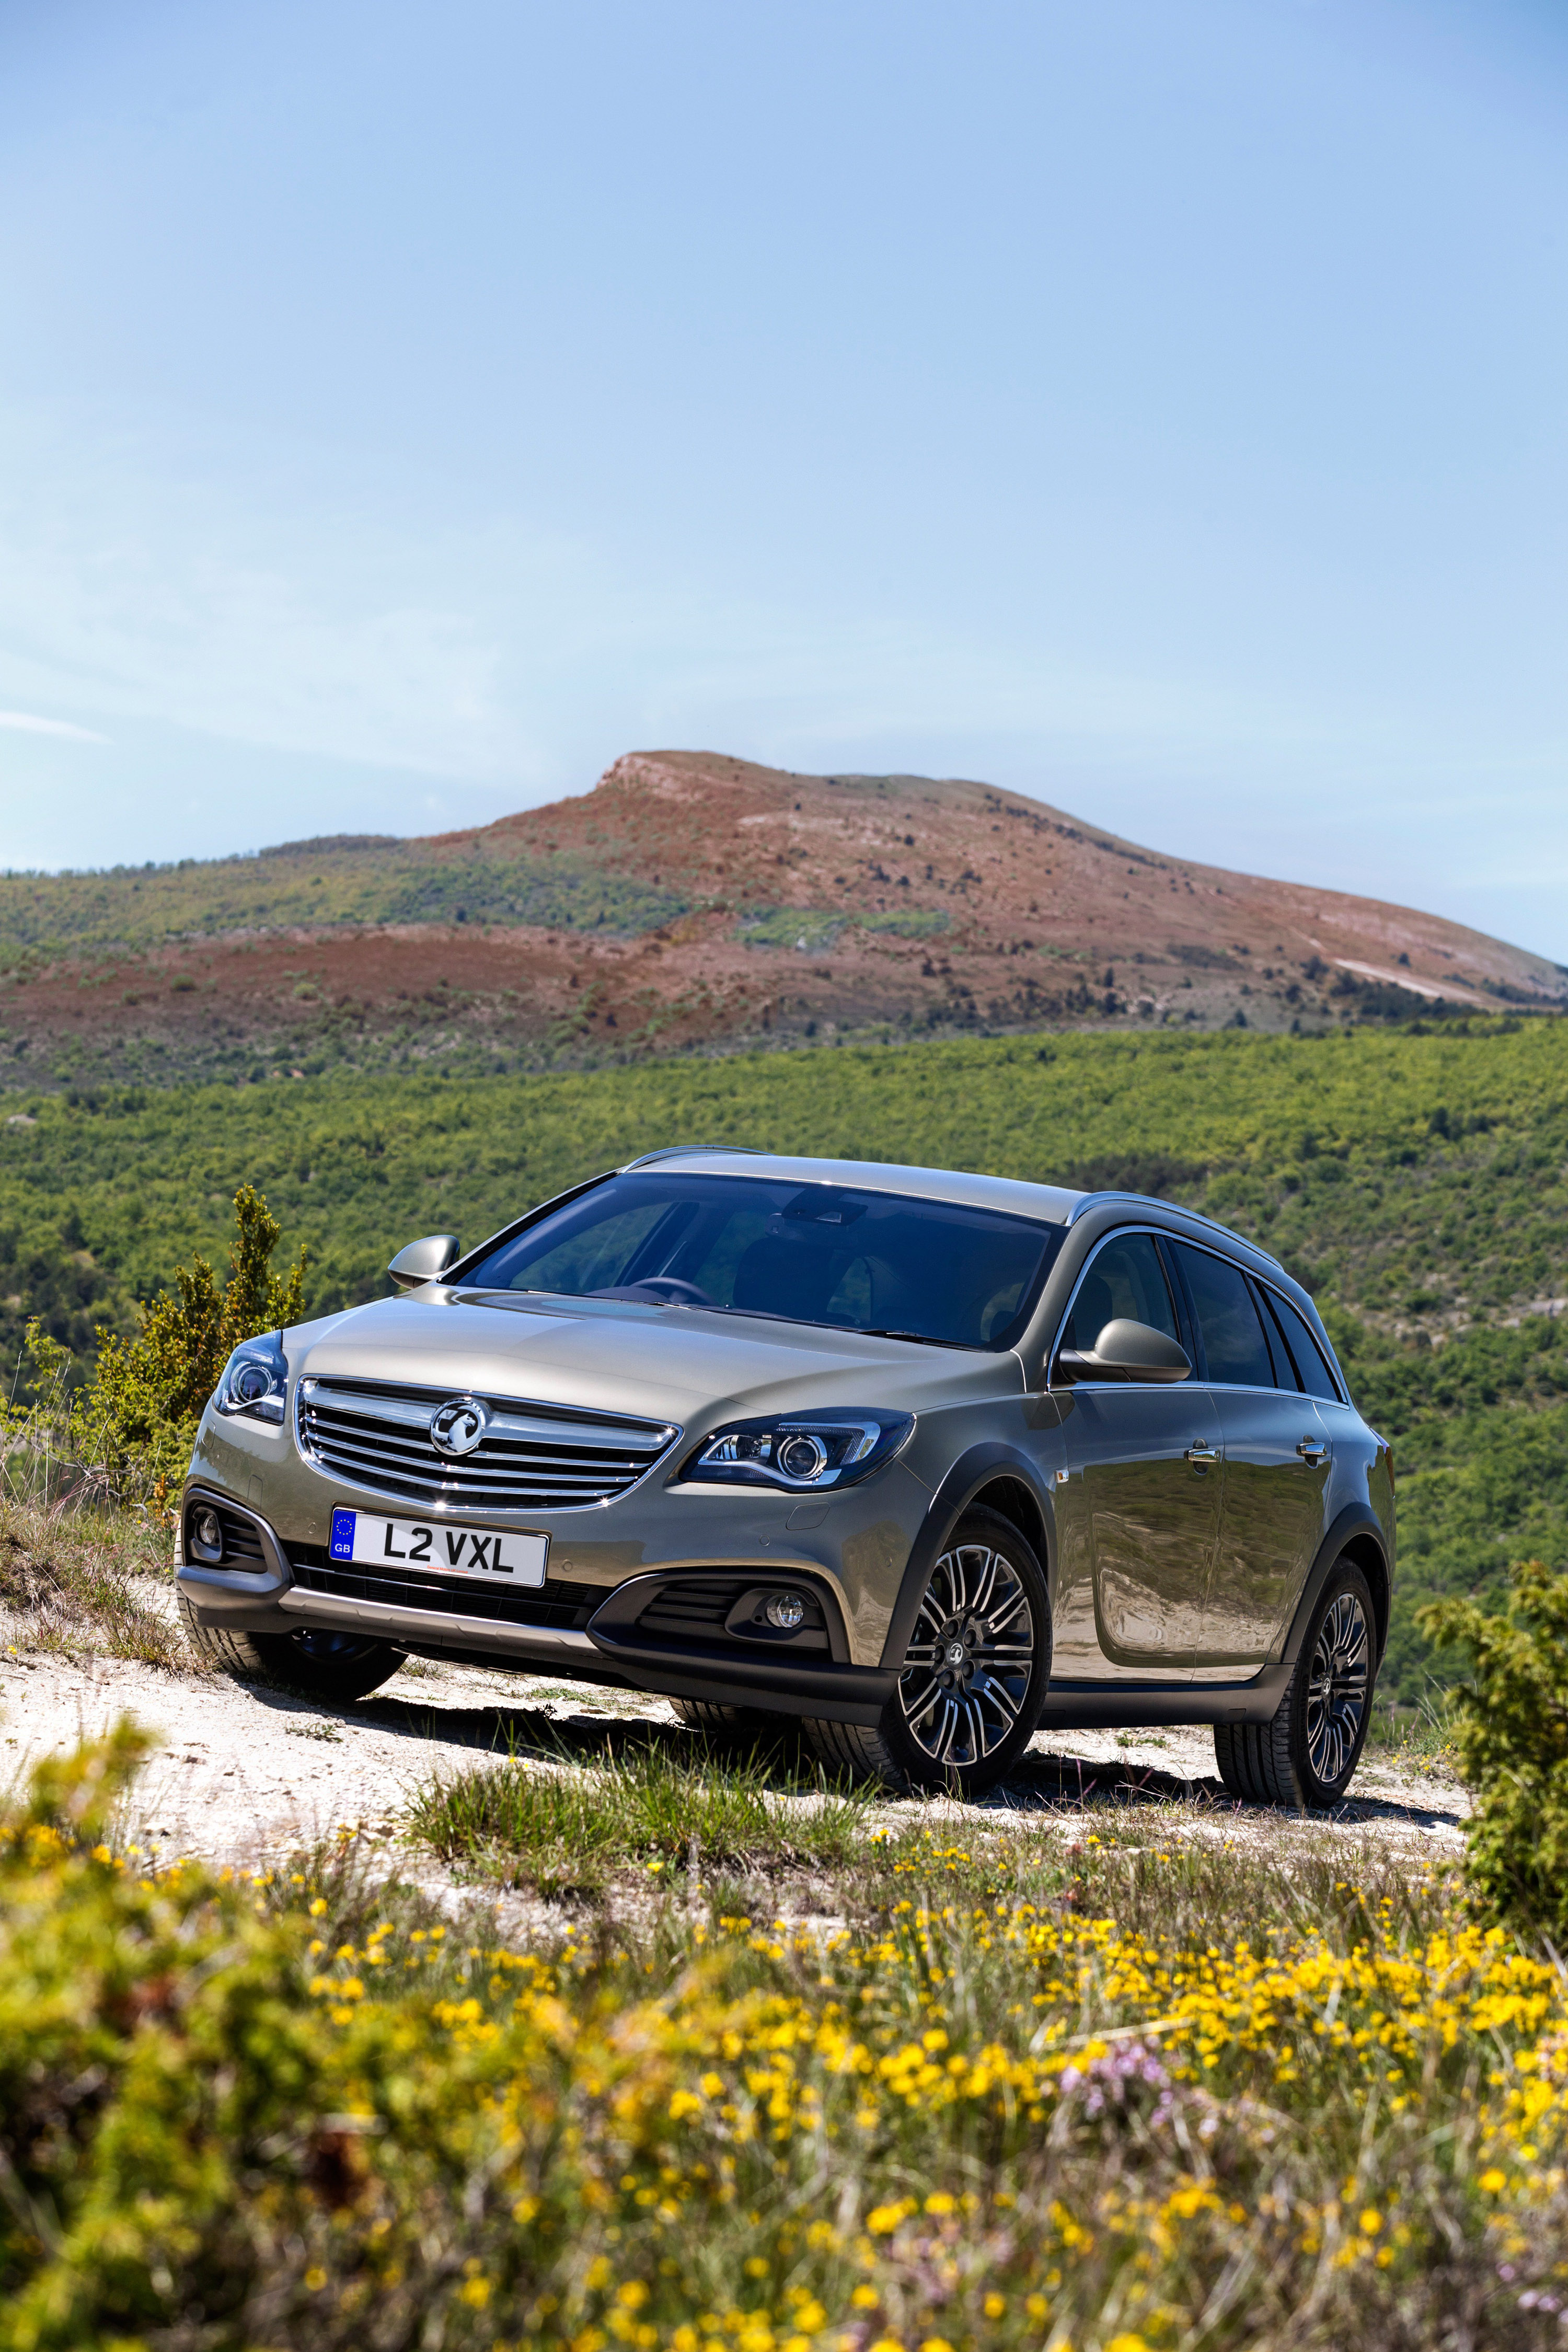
1297,1436,1330,1465
1184,1441,1219,1468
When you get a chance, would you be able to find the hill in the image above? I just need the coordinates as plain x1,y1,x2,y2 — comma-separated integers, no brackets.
5,1018,1566,1700
3,751,1563,1092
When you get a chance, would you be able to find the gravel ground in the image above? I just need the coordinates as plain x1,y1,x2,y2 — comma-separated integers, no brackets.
0,1638,1467,1880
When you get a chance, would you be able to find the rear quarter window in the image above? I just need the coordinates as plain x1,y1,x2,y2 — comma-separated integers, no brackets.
1261,1287,1343,1402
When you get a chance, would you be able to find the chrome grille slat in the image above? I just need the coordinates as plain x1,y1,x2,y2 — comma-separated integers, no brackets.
310,1421,630,1477
296,1377,677,1512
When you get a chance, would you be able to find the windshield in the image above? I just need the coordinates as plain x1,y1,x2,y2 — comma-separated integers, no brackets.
461,1172,1063,1351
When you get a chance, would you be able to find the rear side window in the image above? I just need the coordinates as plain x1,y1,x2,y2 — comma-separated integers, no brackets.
1249,1277,1295,1388
1172,1243,1277,1388
1064,1232,1180,1353
1261,1288,1342,1401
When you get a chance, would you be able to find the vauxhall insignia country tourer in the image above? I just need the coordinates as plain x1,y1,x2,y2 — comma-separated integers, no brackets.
177,1149,1394,1806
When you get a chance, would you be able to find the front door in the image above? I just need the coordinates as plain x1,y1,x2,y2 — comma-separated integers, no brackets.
1047,1230,1224,1682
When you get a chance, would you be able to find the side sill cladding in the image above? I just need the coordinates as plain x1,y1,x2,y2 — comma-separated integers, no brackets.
877,1443,1055,1673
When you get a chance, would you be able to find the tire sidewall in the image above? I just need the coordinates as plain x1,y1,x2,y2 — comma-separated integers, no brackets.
252,1628,403,1702
880,1505,1051,1796
1288,1558,1377,1804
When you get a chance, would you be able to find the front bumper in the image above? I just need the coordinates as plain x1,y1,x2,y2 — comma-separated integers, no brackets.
177,1484,899,1724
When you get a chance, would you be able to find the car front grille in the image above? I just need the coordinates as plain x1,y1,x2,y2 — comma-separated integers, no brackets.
295,1378,676,1513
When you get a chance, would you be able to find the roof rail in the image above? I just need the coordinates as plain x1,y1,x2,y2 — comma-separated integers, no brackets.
1065,1189,1285,1272
621,1143,770,1171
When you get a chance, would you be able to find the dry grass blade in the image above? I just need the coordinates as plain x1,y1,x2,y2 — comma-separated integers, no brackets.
0,1495,186,1670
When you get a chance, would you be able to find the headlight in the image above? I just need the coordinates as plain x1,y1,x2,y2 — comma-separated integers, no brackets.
212,1333,288,1425
677,1410,913,1492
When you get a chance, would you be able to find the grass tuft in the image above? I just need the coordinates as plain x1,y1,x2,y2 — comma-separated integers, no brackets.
407,1738,874,1896
0,1494,186,1669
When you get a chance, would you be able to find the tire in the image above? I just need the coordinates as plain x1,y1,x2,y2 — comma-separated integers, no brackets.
802,1506,1051,1797
1213,1557,1377,1809
670,1697,783,1739
180,1600,404,1703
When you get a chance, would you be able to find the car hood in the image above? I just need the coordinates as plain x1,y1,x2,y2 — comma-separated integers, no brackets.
287,1286,1020,1432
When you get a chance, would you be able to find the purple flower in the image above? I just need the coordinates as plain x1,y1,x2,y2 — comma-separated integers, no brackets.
1059,2040,1175,2127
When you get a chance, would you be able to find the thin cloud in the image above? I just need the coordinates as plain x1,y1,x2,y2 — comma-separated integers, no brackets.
0,708,109,744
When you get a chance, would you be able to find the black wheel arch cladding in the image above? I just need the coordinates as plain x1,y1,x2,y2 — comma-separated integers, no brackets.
879,1444,1055,1671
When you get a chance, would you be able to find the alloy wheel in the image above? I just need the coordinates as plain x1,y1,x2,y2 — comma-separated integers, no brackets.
897,1541,1036,1769
1305,1591,1370,1785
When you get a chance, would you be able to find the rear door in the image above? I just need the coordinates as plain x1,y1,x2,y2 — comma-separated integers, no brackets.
1168,1241,1333,1673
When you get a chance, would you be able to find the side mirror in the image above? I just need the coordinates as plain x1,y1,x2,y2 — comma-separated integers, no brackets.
387,1233,460,1291
1057,1318,1192,1385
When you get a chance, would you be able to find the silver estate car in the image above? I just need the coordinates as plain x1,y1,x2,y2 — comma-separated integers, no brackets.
177,1148,1394,1806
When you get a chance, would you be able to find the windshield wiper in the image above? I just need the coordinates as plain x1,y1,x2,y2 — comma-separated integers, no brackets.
858,1327,980,1350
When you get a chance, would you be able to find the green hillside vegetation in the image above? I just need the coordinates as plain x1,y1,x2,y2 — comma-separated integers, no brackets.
0,836,693,955
4,1019,1564,1698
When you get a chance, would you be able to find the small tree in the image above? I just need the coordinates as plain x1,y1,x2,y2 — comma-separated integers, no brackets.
1420,1560,1568,1945
15,1187,307,1507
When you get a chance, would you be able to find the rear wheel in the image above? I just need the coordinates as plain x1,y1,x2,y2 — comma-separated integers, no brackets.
180,1602,403,1702
802,1507,1050,1796
1213,1557,1376,1808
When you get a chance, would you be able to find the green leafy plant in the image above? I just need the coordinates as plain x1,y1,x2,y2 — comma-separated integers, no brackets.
1420,1558,1568,1942
4,1185,304,1507
407,1742,871,1896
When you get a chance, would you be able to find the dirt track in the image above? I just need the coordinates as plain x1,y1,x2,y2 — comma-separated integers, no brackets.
0,1640,1467,1881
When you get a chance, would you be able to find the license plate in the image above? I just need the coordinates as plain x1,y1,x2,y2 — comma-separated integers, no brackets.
329,1507,547,1587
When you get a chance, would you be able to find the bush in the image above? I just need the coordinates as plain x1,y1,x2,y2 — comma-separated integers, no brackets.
3,1185,304,1507
1421,1558,1568,1944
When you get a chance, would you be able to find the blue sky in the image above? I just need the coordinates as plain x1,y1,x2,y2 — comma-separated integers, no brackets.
2,0,1566,960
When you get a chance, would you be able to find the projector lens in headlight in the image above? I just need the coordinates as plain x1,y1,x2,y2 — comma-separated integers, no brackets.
213,1333,288,1424
776,1432,829,1482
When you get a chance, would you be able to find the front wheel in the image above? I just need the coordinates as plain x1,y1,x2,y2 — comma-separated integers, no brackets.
180,1601,403,1702
670,1697,786,1742
1213,1557,1377,1808
802,1507,1050,1796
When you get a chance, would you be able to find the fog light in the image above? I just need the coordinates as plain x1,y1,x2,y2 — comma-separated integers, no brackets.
765,1590,805,1631
192,1507,223,1560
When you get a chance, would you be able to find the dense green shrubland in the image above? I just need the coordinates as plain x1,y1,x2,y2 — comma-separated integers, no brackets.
2,1020,1564,1693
